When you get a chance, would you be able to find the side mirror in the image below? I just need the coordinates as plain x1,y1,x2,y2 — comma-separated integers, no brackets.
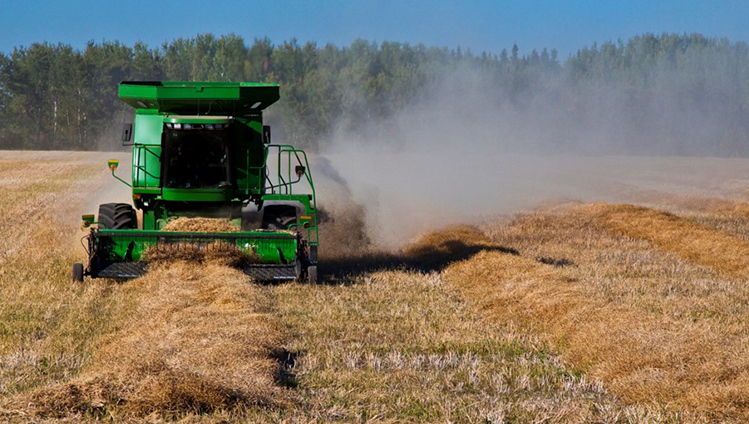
262,125,271,144
81,214,95,229
121,123,133,143
107,159,131,187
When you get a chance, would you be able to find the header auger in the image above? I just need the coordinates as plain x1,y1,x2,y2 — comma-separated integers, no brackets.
73,81,318,282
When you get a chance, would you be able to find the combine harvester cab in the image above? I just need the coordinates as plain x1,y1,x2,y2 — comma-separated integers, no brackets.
72,81,318,283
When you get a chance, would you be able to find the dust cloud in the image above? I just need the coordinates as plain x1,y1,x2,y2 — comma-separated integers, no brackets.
82,152,131,217
314,63,749,246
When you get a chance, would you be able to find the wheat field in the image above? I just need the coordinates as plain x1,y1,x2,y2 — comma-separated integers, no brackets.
0,151,748,422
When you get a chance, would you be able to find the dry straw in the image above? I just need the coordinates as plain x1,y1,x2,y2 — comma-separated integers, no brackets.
420,214,749,421
584,203,749,278
8,262,285,419
162,217,240,233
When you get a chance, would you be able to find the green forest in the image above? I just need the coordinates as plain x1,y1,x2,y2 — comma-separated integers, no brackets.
0,33,748,155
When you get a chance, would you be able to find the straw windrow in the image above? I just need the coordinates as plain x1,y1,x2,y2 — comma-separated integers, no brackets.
426,210,749,420
583,203,749,278
7,262,285,420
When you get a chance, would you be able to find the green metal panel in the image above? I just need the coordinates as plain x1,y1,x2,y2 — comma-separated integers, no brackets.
142,209,156,230
262,194,313,211
133,114,163,145
95,229,298,264
133,188,161,195
119,82,280,116
131,113,163,189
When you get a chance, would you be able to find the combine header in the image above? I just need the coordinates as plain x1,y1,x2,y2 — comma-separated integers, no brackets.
73,81,318,282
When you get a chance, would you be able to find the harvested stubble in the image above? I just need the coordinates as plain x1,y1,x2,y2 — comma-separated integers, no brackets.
6,262,284,420
273,268,662,423
415,217,749,421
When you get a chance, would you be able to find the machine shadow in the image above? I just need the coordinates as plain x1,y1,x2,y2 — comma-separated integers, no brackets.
319,240,519,285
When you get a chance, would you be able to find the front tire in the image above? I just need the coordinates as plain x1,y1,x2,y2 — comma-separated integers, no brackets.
98,203,137,229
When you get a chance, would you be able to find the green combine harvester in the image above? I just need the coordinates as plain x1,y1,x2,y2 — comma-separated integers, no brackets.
72,81,318,282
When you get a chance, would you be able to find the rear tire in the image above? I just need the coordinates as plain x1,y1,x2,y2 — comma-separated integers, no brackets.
72,263,84,282
98,203,137,230
307,265,318,284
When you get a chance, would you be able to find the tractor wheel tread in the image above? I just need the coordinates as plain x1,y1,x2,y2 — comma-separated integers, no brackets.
112,211,134,221
97,203,118,212
98,203,136,230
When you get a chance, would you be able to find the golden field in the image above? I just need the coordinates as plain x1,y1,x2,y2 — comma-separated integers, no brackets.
0,151,748,423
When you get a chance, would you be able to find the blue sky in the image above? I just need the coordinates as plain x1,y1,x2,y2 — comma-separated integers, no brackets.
2,0,748,58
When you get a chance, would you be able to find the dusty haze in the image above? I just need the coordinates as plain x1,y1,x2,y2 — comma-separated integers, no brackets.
315,63,749,246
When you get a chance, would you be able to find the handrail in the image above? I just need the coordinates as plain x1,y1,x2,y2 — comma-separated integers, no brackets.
257,144,319,245
132,145,161,187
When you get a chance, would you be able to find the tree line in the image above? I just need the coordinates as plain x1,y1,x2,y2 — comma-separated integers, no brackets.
0,33,747,155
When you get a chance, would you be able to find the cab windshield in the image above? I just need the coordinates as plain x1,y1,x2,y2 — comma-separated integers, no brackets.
163,125,231,189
